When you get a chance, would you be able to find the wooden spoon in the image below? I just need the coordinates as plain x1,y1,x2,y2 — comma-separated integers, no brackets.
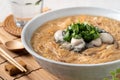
4,39,24,51
0,29,24,50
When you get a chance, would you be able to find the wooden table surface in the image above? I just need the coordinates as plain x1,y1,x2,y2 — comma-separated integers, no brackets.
1,1,120,79
0,25,59,80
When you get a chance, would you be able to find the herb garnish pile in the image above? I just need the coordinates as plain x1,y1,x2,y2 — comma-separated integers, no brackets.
63,22,100,42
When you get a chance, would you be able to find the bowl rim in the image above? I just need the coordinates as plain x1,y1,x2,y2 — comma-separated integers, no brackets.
22,6,120,67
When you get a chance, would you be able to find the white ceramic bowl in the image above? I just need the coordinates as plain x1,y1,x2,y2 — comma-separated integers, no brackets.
22,7,120,80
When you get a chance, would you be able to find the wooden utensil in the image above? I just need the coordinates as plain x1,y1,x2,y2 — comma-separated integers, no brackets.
0,45,27,72
4,38,24,51
0,28,24,50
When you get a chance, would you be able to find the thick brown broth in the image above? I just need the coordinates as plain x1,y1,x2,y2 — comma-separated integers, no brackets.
31,15,120,64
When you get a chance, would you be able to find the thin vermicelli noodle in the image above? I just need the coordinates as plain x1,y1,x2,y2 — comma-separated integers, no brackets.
31,15,120,64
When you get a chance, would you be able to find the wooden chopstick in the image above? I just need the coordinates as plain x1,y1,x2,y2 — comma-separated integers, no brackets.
0,50,24,72
0,47,27,72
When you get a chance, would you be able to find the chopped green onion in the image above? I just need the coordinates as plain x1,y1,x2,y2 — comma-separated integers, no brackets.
63,31,71,42
63,22,100,42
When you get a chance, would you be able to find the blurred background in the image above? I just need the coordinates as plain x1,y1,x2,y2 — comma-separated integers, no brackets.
0,0,120,22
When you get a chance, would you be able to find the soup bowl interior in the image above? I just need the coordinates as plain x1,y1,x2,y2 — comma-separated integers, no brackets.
22,7,120,80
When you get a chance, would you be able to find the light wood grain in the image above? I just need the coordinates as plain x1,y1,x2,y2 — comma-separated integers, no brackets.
0,20,59,80
0,45,59,80
0,53,59,80
0,45,27,72
0,27,17,39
